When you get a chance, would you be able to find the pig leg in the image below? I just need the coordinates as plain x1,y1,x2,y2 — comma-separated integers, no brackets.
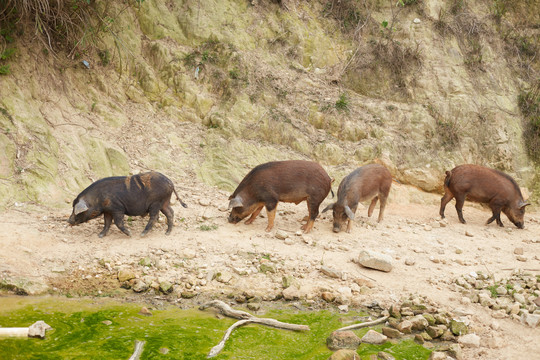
245,205,264,225
302,200,320,234
439,191,454,219
487,206,504,227
368,197,379,218
377,195,388,223
161,205,175,235
454,194,466,224
113,213,131,236
264,199,279,232
346,219,352,233
98,213,113,238
141,205,160,236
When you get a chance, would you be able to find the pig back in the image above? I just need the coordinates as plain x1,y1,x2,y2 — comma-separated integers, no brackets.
337,164,392,204
233,160,332,202
448,165,524,203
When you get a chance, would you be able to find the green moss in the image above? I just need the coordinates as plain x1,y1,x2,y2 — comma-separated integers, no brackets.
0,297,432,360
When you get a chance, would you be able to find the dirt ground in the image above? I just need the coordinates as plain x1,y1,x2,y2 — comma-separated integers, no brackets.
1,183,539,359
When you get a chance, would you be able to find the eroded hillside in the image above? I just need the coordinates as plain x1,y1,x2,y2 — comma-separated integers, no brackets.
0,0,539,207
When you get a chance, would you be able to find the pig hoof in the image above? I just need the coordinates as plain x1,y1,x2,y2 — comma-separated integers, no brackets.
140,231,148,237
98,232,106,238
165,230,172,235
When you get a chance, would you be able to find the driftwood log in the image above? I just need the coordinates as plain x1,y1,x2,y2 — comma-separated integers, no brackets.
200,300,310,358
335,315,389,332
0,321,52,339
128,340,145,360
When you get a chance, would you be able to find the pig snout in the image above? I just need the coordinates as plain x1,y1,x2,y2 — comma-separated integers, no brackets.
332,223,342,233
67,214,76,225
515,221,524,229
228,213,241,224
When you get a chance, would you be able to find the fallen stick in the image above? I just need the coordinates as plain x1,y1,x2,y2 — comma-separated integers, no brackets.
207,319,252,358
201,300,310,358
128,340,145,360
335,315,389,332
0,321,52,339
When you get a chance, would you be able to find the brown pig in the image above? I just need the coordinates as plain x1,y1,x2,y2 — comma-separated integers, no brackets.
68,172,187,237
439,164,529,228
227,160,332,233
322,164,392,233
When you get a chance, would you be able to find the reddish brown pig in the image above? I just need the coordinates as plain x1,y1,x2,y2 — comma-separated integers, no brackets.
68,172,187,237
440,164,529,228
322,164,392,233
227,160,332,233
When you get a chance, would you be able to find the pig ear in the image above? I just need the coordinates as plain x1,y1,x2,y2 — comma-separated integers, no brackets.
519,201,530,209
228,196,243,209
344,206,355,220
322,203,334,213
74,199,89,215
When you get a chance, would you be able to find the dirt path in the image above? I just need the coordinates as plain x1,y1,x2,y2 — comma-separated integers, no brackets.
1,184,539,359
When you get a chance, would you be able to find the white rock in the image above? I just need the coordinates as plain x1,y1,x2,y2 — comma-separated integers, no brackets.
357,250,393,272
275,230,288,240
361,329,387,344
458,333,481,348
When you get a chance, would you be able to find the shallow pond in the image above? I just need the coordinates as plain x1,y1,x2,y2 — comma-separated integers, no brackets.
0,296,432,359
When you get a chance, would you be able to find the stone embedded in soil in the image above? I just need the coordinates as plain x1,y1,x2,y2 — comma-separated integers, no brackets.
117,269,136,282
275,230,288,240
132,279,148,293
450,320,468,336
521,312,540,328
356,250,393,272
377,351,396,360
326,330,361,350
320,266,342,279
321,291,336,303
382,326,401,338
361,329,387,344
138,307,152,316
396,320,413,334
327,349,359,360
458,333,480,348
159,281,173,294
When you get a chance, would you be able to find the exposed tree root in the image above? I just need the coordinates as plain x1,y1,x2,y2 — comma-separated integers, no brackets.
335,315,389,332
200,300,310,358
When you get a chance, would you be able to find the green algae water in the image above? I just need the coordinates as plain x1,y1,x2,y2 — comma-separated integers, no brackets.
0,296,431,359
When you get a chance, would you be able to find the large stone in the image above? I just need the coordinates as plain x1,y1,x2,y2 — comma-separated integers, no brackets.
361,330,387,344
458,333,481,348
521,312,540,328
450,319,468,336
356,250,393,272
396,320,413,334
132,279,148,293
327,349,359,360
28,321,53,339
118,269,136,282
326,331,361,350
377,351,395,360
410,315,429,331
321,266,342,279
382,326,402,338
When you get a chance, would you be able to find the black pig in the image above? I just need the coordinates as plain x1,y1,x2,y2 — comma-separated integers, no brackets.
68,172,187,237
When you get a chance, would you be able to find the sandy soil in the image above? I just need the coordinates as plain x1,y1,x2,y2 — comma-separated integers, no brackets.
1,184,539,359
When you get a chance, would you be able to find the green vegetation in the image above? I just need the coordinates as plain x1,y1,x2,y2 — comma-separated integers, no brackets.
520,81,540,162
0,297,432,360
335,93,349,112
199,224,218,231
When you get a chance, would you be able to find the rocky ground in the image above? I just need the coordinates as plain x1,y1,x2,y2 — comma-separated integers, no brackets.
1,181,539,359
